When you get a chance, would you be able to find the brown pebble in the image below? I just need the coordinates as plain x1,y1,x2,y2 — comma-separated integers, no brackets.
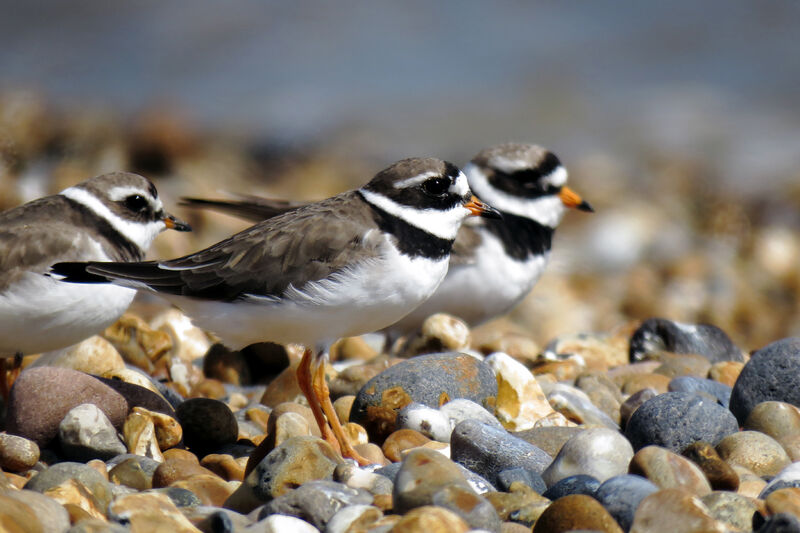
532,359,585,381
743,401,800,441
86,459,108,480
630,488,726,533
391,505,470,533
189,378,226,399
0,433,40,472
382,429,432,462
172,473,236,506
682,442,739,491
162,448,199,463
630,445,711,496
109,458,152,491
653,353,712,379
621,374,671,395
330,336,378,362
354,443,388,466
201,454,246,482
245,407,270,432
533,494,623,533
709,361,744,387
716,431,790,478
620,388,658,427
334,395,356,424
765,487,800,520
152,457,217,488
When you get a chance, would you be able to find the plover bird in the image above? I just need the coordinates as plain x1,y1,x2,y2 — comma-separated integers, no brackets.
53,158,499,464
0,172,190,394
181,143,592,337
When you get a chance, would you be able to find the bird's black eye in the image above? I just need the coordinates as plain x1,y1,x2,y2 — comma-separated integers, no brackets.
422,176,451,196
123,194,149,212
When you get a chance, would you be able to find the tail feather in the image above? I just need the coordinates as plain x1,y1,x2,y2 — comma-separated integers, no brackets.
50,262,110,283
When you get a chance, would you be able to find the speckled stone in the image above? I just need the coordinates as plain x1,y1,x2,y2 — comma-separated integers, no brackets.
716,431,791,478
576,373,623,424
176,397,238,456
59,403,127,461
730,337,800,423
225,436,342,514
624,392,738,452
439,398,503,432
432,484,502,531
628,318,743,364
594,474,659,532
668,376,732,407
0,433,40,472
682,442,739,491
629,445,712,496
6,367,129,447
630,488,727,533
391,505,470,533
513,426,584,458
451,419,552,486
701,491,760,533
350,352,497,441
542,428,633,486
744,401,800,441
532,494,623,533
393,447,472,513
486,351,556,431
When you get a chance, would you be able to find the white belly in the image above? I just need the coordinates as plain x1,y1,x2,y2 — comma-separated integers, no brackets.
161,242,451,349
389,230,549,333
0,272,136,356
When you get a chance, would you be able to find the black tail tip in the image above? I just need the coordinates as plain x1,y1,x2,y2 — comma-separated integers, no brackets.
50,262,108,283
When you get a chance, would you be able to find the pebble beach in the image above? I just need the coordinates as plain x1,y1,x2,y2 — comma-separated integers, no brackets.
3,93,800,533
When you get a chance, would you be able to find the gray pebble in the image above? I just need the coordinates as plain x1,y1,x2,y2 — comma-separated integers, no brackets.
58,403,127,461
396,402,452,442
258,480,371,530
629,318,743,363
668,376,732,408
594,474,659,532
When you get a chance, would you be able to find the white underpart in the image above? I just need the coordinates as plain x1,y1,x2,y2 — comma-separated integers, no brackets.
464,163,566,228
0,238,135,355
358,188,468,241
388,229,549,333
60,186,166,251
150,229,451,348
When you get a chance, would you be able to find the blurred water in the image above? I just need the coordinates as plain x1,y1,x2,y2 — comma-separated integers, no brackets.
2,0,799,189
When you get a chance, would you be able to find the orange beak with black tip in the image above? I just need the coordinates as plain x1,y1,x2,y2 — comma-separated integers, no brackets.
559,186,594,212
464,195,502,219
163,213,192,232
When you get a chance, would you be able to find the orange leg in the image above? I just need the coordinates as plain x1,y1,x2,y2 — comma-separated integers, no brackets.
311,357,371,466
296,348,339,451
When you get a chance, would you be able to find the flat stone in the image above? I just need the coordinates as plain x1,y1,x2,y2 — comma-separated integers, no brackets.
59,403,127,461
350,352,497,441
594,474,659,532
542,427,633,486
486,351,556,431
630,488,727,533
682,441,739,491
532,493,623,533
701,491,760,533
0,432,40,472
624,392,738,452
450,419,552,486
176,397,238,457
630,445,712,496
628,318,743,363
6,367,128,447
716,431,791,478
730,337,800,423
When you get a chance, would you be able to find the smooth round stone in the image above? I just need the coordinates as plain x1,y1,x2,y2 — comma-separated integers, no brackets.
258,480,371,530
766,488,800,521
760,463,800,499
735,465,768,498
620,388,658,428
532,493,623,533
24,461,113,511
396,402,452,442
272,411,313,447
541,427,633,486
701,491,760,532
393,448,471,513
542,474,601,500
401,313,471,356
432,484,501,531
225,436,342,514
350,352,497,440
629,446,711,496
6,367,129,447
624,392,738,452
730,337,800,423
668,376,732,408
109,457,155,491
496,467,547,494
486,351,556,431
2,489,70,533
391,505,469,533
781,434,800,462
108,492,198,531
594,474,659,532
171,473,236,507
381,429,432,462
201,453,246,482
59,403,127,461
0,433,40,472
744,401,800,441
326,504,383,533
152,456,217,488
716,431,791,478
682,442,739,491
439,398,503,432
628,318,743,363
0,494,42,533
630,488,727,533
513,426,583,458
96,375,177,416
546,384,620,429
176,397,238,456
450,420,552,486
32,335,125,375
250,514,321,533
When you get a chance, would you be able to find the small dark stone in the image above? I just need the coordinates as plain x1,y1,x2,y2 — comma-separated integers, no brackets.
619,388,658,429
497,467,547,494
754,512,800,533
97,376,177,416
624,391,738,452
451,419,552,486
730,337,800,424
542,475,600,500
629,318,743,363
176,398,238,457
668,376,732,408
594,474,658,532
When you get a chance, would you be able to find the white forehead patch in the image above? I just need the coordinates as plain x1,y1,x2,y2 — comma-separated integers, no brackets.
393,171,440,189
450,171,470,197
542,166,568,188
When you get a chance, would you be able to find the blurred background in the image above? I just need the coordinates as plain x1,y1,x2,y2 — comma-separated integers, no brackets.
2,0,800,351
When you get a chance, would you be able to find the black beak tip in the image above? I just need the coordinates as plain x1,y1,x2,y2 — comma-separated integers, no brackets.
482,206,503,220
578,200,594,213
174,220,193,232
